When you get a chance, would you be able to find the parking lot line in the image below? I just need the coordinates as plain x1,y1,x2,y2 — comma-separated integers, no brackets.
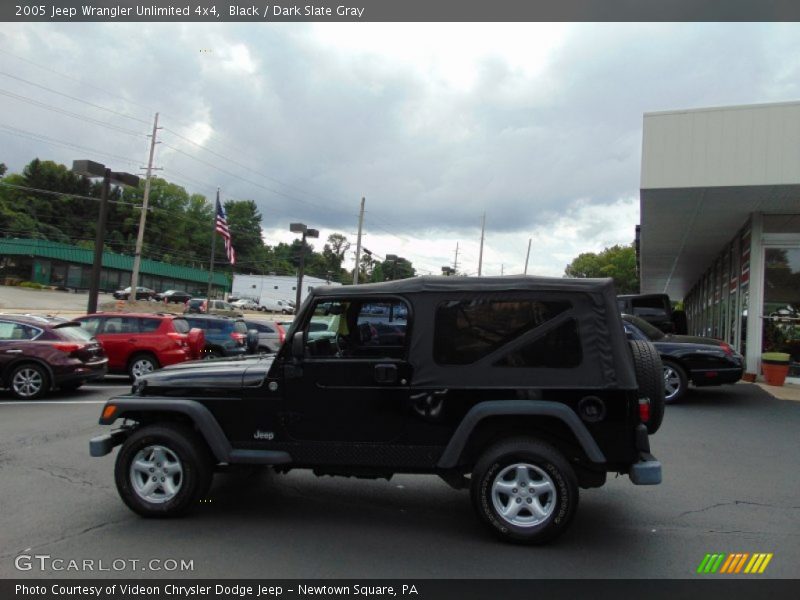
0,400,107,406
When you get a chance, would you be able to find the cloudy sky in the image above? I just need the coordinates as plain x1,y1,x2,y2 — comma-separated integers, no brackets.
1,22,799,276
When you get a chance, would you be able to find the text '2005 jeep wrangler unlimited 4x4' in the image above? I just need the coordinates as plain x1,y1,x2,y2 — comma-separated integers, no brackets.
91,276,663,544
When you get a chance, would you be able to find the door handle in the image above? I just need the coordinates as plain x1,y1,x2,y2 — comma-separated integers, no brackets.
374,363,398,384
5,349,23,354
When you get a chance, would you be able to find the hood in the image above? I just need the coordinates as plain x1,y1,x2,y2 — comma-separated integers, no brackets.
136,355,274,394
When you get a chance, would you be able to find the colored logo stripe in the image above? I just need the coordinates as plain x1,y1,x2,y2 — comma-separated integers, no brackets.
697,553,772,574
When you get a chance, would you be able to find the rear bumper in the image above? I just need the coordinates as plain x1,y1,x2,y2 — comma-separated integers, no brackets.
158,348,191,367
691,366,744,386
630,452,662,485
55,360,108,385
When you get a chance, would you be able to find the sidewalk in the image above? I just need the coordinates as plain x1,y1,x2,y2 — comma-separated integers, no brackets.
754,381,800,401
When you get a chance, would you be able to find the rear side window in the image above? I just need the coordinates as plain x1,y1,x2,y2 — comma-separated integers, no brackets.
77,317,102,336
433,299,572,365
138,318,161,333
172,318,190,334
102,317,138,334
54,323,95,342
0,321,41,341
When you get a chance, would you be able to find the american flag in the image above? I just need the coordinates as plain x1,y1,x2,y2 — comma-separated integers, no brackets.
215,198,236,265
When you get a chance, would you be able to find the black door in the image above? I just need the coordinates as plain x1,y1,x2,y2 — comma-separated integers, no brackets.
280,298,412,444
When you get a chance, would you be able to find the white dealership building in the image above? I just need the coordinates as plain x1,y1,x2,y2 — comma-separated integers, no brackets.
639,100,800,383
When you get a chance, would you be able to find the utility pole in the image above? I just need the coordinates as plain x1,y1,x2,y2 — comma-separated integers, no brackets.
353,196,365,284
478,212,485,276
129,112,161,303
453,242,460,275
87,169,111,314
524,238,532,275
501,263,504,276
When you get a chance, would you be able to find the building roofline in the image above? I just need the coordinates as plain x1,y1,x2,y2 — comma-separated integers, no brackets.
644,99,800,118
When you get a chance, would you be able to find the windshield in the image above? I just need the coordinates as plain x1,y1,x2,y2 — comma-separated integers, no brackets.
623,314,665,341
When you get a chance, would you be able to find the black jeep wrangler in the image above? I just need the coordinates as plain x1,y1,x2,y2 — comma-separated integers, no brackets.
91,276,663,544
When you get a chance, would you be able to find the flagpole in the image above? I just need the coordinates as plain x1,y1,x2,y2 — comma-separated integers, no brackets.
206,188,219,299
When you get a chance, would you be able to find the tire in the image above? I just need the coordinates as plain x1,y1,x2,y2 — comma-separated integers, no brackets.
629,340,665,434
128,353,159,381
471,437,579,545
114,423,213,518
662,359,688,405
8,363,50,400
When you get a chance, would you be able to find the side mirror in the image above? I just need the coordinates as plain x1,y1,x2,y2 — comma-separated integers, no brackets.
291,331,305,360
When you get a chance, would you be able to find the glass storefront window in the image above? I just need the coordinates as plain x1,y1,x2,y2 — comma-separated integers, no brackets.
762,247,800,379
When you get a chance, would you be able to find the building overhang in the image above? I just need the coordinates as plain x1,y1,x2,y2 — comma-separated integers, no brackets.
639,184,800,299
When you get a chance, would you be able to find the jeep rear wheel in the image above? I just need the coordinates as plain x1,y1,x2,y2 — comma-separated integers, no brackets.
629,340,665,434
114,424,212,518
470,438,578,544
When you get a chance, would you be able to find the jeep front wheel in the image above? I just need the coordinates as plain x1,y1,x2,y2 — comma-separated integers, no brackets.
470,438,578,544
114,424,212,518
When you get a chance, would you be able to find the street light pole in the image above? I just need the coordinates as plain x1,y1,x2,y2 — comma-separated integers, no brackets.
290,223,319,310
72,160,139,314
87,168,111,314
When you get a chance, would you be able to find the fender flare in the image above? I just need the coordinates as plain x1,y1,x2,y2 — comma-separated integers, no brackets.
436,400,606,468
100,397,291,465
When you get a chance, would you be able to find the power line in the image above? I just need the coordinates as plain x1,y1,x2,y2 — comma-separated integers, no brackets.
0,88,147,138
0,123,141,168
0,71,151,125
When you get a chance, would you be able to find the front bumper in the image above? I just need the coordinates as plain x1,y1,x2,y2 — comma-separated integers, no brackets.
89,429,129,457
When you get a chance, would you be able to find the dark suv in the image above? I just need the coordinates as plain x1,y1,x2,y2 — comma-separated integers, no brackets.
1,315,107,399
91,276,663,544
182,315,254,358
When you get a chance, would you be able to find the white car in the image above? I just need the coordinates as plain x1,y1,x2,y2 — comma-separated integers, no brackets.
231,298,259,311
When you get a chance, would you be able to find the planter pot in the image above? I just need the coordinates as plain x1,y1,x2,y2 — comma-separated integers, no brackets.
762,362,790,386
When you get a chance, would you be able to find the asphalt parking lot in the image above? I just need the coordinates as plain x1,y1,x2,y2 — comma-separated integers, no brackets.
0,381,798,579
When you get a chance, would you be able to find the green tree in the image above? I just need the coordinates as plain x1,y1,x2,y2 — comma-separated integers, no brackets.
224,199,267,272
564,243,639,294
0,163,6,177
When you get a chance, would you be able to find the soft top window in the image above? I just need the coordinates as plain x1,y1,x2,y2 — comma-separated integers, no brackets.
433,298,573,366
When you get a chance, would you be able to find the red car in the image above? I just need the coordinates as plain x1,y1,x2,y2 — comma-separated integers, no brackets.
74,313,204,380
0,315,108,399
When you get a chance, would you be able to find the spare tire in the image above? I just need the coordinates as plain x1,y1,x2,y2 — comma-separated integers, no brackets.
629,340,665,435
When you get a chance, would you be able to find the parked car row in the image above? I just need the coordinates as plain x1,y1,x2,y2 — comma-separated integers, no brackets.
1,310,289,399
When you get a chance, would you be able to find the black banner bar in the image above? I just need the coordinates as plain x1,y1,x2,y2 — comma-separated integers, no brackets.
3,580,800,600
3,0,800,23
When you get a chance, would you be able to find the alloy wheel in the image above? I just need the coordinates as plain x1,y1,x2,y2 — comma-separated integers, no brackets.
491,463,556,527
12,367,44,398
663,365,683,401
129,445,183,504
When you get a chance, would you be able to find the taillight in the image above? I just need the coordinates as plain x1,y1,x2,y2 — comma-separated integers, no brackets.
231,332,246,345
53,342,82,354
719,342,733,356
277,323,286,345
638,397,650,422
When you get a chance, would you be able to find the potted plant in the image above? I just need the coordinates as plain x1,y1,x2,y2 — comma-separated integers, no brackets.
761,352,791,386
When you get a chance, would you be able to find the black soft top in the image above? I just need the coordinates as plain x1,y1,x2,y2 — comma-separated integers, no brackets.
304,276,637,390
311,275,614,297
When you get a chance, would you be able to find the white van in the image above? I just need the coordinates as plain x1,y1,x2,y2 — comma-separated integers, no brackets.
258,298,295,314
